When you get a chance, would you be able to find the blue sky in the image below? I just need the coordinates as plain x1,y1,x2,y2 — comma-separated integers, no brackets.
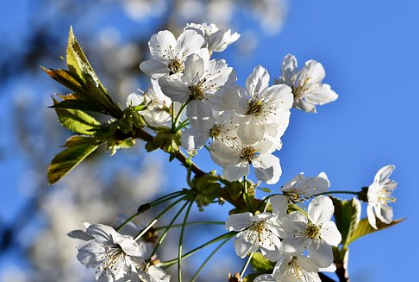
1,0,418,281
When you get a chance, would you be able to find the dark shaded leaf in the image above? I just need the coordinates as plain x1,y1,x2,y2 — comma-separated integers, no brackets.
48,143,99,184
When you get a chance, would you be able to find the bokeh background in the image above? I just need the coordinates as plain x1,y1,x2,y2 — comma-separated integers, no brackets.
0,0,417,281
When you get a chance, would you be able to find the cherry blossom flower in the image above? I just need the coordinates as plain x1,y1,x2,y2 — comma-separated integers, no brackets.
137,264,171,282
225,196,287,261
159,52,236,129
180,111,237,151
235,65,293,145
184,22,240,53
367,165,397,229
70,223,144,282
281,172,329,203
280,196,341,268
127,79,173,127
276,54,338,113
254,254,321,282
210,133,281,184
140,30,205,79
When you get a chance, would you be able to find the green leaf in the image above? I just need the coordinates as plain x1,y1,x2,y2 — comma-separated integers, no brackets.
330,197,361,247
63,135,98,147
53,98,101,135
50,99,108,115
42,67,84,93
67,26,96,85
250,253,275,274
48,143,99,184
347,217,405,245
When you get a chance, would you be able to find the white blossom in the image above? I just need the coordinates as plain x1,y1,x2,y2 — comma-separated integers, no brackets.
235,65,293,145
276,54,338,113
255,254,322,282
225,210,286,261
367,165,397,229
184,22,240,53
70,223,144,282
159,52,236,129
281,172,329,203
180,111,237,151
280,196,341,268
140,30,205,79
210,133,282,184
127,79,173,127
137,265,171,282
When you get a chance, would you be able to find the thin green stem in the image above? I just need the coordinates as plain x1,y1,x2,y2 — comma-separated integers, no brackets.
173,99,191,130
116,212,140,232
149,200,190,260
153,221,225,231
314,191,360,197
152,191,186,207
263,198,271,213
178,199,194,282
160,232,234,267
243,175,255,212
134,196,185,241
240,253,253,278
190,237,232,282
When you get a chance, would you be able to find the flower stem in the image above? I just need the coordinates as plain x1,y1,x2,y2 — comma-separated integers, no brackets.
243,175,255,212
149,200,190,260
313,191,360,197
116,212,140,232
134,196,185,241
160,232,234,267
154,221,225,231
190,236,232,282
178,199,194,282
240,253,253,278
173,99,191,131
151,190,186,207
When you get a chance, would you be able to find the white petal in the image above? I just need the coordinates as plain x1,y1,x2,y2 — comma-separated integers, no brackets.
279,54,298,86
158,76,189,103
186,101,216,130
224,162,250,182
280,236,307,255
294,98,317,113
367,204,378,229
377,205,393,224
87,224,116,244
298,60,325,86
225,212,253,231
308,242,333,268
374,165,395,184
184,54,205,81
237,117,265,145
304,84,338,106
254,274,275,282
271,195,288,219
210,140,241,167
308,196,334,225
140,60,168,79
320,221,341,246
181,127,209,151
77,240,104,267
234,232,253,258
149,30,177,60
246,65,270,98
253,154,282,184
176,30,205,59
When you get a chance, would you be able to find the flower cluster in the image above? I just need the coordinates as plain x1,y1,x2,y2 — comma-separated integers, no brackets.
130,23,338,185
226,178,341,282
57,22,400,282
69,222,170,282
